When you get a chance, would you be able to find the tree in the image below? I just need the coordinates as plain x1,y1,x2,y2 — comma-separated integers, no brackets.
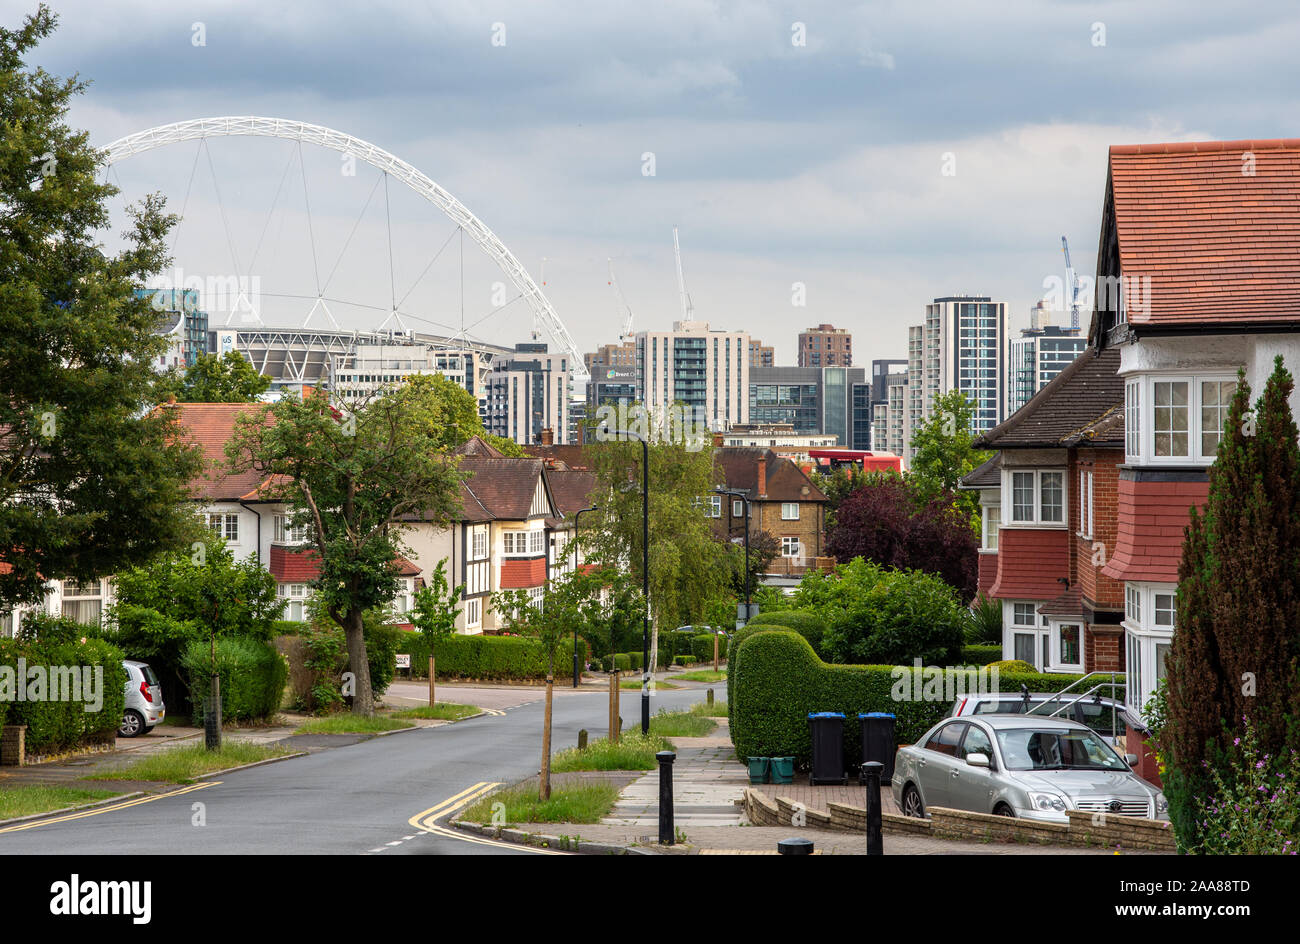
227,383,462,716
0,7,202,607
105,539,281,715
586,412,730,668
1164,359,1300,851
412,373,526,457
165,351,271,403
908,389,991,529
826,474,978,599
408,559,464,642
792,557,967,666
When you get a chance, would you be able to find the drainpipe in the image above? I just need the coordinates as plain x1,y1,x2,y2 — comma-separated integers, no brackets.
239,501,264,567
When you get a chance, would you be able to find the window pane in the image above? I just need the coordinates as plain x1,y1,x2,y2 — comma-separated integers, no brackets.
1012,472,1034,520
1014,633,1035,663
1059,625,1080,665
1153,381,1189,457
1200,380,1236,458
1040,472,1063,522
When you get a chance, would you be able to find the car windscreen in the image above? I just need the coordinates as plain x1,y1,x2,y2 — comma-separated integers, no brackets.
995,728,1127,771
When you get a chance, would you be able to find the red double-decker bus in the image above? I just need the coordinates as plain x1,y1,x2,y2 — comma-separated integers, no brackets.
807,448,902,476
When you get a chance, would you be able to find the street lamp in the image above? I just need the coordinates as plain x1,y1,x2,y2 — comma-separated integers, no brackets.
572,503,599,688
715,487,752,625
609,428,651,735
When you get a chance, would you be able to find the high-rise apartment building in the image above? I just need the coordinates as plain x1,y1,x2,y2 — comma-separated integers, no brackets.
798,324,852,367
484,342,573,445
871,368,909,460
1007,307,1086,416
635,321,749,431
584,340,635,374
140,288,210,370
749,339,774,368
748,366,867,447
332,345,491,406
865,357,907,451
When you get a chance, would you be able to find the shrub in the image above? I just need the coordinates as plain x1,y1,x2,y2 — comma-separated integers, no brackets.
960,645,1002,665
1190,718,1299,854
0,631,127,754
612,653,632,672
730,630,1085,767
427,634,587,681
986,659,1035,673
181,637,288,724
690,634,720,664
673,655,698,666
271,620,310,637
364,619,406,697
744,611,828,658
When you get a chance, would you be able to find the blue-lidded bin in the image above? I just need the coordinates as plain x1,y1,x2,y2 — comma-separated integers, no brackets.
859,712,897,785
808,712,847,785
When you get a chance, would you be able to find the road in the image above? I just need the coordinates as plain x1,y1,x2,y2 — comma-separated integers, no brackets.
0,683,711,855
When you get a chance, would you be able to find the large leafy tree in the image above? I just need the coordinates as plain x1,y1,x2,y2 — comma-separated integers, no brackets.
1164,359,1300,850
826,473,978,599
417,372,526,457
585,413,730,668
226,383,462,715
165,351,270,403
0,7,201,606
908,389,991,529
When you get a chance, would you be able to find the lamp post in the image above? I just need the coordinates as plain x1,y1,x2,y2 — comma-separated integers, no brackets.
610,428,651,735
572,503,599,688
716,487,751,623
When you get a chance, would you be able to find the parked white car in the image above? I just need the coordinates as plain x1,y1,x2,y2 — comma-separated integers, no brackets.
119,660,165,737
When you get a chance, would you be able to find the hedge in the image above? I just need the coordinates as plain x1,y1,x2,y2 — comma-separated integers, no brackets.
674,655,698,666
0,634,128,754
182,637,288,725
960,644,1002,665
742,610,829,658
690,633,721,663
731,630,1092,768
415,634,589,681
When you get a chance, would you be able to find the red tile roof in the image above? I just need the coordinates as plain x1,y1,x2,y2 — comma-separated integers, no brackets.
715,448,828,503
167,402,275,502
270,544,321,582
1101,476,1208,584
989,528,1070,600
1109,139,1300,327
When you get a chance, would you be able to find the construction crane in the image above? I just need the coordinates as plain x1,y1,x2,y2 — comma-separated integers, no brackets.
1060,236,1081,331
673,226,695,322
608,259,635,341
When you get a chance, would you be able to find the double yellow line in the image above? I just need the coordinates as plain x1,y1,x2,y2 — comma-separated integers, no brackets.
0,781,218,834
407,781,564,854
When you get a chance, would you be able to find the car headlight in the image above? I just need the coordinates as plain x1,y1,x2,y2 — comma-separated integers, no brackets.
1154,792,1168,815
1028,792,1068,813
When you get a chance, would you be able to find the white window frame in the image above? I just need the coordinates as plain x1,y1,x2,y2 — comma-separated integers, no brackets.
1122,581,1177,718
273,513,309,544
503,529,545,558
1002,468,1067,528
780,536,801,558
780,502,800,521
207,512,238,542
1125,372,1238,466
981,502,1000,551
1048,619,1084,673
705,495,722,518
1078,469,1094,540
1004,600,1052,670
469,525,489,561
464,597,482,629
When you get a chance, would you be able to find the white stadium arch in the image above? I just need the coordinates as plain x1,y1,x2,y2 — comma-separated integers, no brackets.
102,116,589,382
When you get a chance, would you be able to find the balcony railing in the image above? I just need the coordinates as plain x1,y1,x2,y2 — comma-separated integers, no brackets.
765,556,813,577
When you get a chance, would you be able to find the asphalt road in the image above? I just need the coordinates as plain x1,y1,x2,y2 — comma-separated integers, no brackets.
0,683,710,856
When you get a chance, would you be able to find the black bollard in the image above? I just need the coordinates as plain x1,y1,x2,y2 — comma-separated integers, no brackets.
578,729,588,750
657,750,676,845
863,760,884,855
707,688,714,706
777,838,814,855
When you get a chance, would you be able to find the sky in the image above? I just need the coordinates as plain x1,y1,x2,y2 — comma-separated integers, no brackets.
14,0,1300,369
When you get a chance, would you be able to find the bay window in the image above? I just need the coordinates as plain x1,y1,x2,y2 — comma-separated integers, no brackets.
1078,470,1093,539
1004,469,1066,526
503,530,545,557
981,504,1000,551
1125,373,1238,465
1123,581,1178,718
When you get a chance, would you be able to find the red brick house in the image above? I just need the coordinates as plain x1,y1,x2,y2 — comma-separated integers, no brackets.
1092,138,1300,724
713,447,829,581
965,346,1126,675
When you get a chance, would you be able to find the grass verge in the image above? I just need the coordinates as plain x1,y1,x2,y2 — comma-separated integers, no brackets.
622,679,678,690
551,731,673,771
689,699,728,718
0,784,120,820
461,782,620,825
647,709,717,738
389,703,480,722
85,742,295,784
674,669,726,683
293,715,411,735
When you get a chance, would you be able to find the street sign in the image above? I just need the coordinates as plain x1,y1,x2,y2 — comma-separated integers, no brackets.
395,654,411,669
736,603,760,624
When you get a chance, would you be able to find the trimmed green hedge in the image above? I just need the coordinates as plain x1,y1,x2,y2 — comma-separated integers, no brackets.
182,637,288,725
0,633,128,754
690,634,720,663
271,620,311,637
674,655,698,666
960,644,1002,665
731,630,1090,767
742,610,829,658
416,634,588,681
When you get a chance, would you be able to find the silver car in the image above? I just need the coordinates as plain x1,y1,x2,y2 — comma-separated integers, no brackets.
892,715,1167,823
119,660,165,737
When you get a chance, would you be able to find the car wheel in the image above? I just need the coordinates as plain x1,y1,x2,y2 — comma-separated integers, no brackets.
119,709,145,738
994,803,1016,818
901,784,926,819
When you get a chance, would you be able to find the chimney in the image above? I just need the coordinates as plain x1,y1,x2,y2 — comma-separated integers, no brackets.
540,427,554,446
757,453,767,498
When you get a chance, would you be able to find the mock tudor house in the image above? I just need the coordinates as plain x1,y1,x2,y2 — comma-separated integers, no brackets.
712,447,829,580
965,346,1126,676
